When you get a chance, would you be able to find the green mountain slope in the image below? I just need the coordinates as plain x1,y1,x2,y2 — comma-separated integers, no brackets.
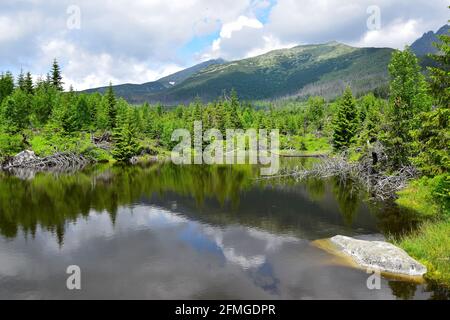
151,42,393,103
157,58,226,88
85,42,393,104
84,59,226,103
84,81,166,100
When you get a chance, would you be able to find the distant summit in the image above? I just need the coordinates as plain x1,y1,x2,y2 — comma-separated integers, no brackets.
83,58,226,100
157,59,226,88
411,24,449,56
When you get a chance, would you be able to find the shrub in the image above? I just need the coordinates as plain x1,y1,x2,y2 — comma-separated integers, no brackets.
0,132,24,157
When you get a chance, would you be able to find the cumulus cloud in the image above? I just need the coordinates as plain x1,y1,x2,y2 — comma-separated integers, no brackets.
204,16,266,60
202,14,297,61
0,0,447,90
39,39,183,90
266,0,448,45
354,19,423,49
0,0,255,89
220,16,264,39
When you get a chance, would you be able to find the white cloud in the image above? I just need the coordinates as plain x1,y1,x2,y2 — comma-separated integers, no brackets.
220,16,264,39
193,17,221,37
203,15,294,60
266,0,448,45
40,39,184,90
244,35,296,58
0,0,448,89
354,19,422,49
0,0,256,89
0,16,22,43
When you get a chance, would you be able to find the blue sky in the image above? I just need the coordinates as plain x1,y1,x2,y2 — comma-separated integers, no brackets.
0,0,448,90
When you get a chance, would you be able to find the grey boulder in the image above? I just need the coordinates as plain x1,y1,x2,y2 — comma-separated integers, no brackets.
330,235,427,277
5,150,39,168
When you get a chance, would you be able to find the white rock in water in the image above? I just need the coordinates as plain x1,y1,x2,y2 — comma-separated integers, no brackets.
330,235,427,276
16,150,37,160
9,150,39,166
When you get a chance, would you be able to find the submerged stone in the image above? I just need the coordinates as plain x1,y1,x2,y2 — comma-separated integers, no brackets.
329,235,427,277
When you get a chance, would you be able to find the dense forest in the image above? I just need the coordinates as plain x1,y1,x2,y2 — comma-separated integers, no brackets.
0,43,447,177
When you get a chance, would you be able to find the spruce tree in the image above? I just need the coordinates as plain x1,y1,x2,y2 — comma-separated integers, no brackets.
75,95,91,130
306,96,325,131
332,87,359,151
32,82,58,126
0,89,31,133
96,97,110,130
411,107,449,175
214,100,226,134
0,72,15,104
45,73,52,86
112,109,140,162
24,72,34,94
358,93,377,124
225,89,241,129
193,97,203,121
383,47,432,168
17,70,25,91
361,101,382,144
51,59,64,91
105,82,117,129
412,18,449,175
428,18,449,107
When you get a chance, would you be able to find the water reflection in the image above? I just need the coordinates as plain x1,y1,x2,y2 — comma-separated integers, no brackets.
0,160,425,243
0,160,445,299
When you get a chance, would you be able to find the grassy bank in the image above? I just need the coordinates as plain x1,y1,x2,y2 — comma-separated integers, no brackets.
398,220,450,287
395,175,450,287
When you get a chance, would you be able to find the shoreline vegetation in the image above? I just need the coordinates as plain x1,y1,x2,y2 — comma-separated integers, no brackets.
395,177,449,287
0,24,449,287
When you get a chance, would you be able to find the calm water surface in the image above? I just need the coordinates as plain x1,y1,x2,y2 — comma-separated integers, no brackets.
0,159,447,299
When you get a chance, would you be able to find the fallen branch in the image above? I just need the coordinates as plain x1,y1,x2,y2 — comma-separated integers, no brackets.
259,151,418,200
3,150,94,171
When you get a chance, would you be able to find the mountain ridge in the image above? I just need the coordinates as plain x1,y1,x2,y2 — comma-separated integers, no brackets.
83,58,226,99
411,24,449,56
144,41,392,103
85,41,393,104
83,26,448,104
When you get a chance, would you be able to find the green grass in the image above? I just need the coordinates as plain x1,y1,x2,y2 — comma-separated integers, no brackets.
280,134,331,153
30,132,95,156
29,135,59,156
86,148,113,162
396,219,450,287
348,148,363,162
396,178,442,217
395,175,450,287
